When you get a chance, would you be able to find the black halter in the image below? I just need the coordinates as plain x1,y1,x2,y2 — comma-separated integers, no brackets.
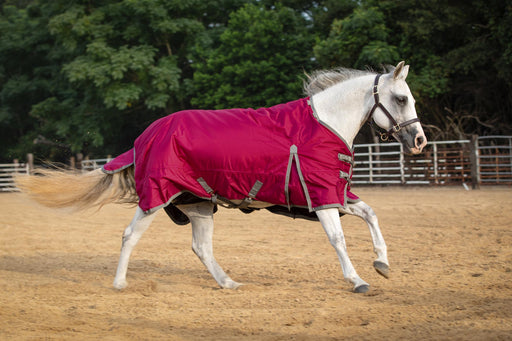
367,74,420,141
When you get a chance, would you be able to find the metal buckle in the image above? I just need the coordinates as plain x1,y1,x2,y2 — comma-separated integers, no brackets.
372,86,379,95
380,132,389,141
392,124,401,132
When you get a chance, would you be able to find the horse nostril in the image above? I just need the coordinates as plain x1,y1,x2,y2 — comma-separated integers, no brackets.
415,135,425,149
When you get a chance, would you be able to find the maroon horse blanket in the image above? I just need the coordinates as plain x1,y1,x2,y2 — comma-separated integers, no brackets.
103,98,359,213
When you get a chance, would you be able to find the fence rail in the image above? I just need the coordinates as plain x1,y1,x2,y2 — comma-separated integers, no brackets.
352,140,475,185
78,136,509,187
81,158,113,171
2,136,511,192
477,136,512,184
353,136,512,186
0,163,29,192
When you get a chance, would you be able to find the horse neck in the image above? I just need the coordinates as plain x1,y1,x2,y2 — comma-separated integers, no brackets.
311,75,374,147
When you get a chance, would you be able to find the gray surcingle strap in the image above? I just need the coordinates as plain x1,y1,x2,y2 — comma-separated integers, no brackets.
284,145,313,212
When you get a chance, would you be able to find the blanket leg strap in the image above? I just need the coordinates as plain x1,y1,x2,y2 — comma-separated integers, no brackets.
238,180,263,209
197,177,263,209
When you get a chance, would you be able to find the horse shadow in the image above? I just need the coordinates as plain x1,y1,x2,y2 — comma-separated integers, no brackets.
0,252,208,288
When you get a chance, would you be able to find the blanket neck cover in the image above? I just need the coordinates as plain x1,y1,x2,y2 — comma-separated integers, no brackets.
103,98,358,214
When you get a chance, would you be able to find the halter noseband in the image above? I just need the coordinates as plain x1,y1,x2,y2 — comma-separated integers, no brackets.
367,74,420,141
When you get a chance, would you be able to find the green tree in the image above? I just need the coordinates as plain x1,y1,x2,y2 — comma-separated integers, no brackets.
378,0,512,138
0,0,241,161
315,0,512,138
314,6,399,69
191,3,315,109
46,0,204,156
0,2,74,161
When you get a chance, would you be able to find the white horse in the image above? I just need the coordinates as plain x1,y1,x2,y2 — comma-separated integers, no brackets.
17,62,427,293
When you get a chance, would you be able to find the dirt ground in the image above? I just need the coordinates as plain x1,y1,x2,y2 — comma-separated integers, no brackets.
1,187,511,340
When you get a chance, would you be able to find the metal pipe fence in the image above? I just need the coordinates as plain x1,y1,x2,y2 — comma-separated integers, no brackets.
2,137,511,192
353,136,511,186
352,140,473,185
79,137,510,186
0,162,30,192
477,135,512,184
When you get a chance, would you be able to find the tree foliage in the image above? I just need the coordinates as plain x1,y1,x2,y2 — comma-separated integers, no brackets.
0,0,510,162
191,3,314,109
314,6,400,69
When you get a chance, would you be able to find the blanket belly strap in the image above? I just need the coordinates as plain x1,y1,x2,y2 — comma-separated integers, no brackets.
196,177,263,209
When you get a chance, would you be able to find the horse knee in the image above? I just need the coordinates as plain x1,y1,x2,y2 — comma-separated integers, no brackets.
192,241,210,262
191,243,202,259
327,234,346,249
361,204,376,218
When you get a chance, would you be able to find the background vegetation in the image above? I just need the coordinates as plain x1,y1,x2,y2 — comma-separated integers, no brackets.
1,0,511,162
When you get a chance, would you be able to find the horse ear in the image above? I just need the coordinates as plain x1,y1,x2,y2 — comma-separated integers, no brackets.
393,61,409,80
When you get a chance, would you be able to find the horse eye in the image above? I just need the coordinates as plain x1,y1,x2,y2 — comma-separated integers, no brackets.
396,96,408,106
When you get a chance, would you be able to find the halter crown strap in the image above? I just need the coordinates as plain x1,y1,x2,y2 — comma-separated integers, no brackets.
367,74,420,141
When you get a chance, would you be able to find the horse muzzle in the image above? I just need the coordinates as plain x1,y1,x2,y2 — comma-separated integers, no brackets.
395,127,427,155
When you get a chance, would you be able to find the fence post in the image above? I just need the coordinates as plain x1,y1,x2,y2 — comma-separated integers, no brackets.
26,153,34,174
400,144,405,184
76,153,83,170
509,137,512,178
469,135,480,189
368,146,373,184
433,143,438,184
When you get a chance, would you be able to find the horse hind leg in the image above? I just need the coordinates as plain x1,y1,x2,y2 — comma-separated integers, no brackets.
113,206,157,289
178,202,242,289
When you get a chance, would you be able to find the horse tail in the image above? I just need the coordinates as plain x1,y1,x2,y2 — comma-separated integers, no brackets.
15,166,138,210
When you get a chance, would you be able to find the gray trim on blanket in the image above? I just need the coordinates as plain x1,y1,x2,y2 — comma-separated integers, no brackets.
312,203,343,211
101,151,135,174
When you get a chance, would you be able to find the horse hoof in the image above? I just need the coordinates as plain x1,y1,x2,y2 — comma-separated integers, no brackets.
221,280,242,289
113,280,128,290
373,261,390,279
354,284,370,293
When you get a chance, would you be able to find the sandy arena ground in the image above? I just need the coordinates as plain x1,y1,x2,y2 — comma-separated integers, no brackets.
1,187,511,340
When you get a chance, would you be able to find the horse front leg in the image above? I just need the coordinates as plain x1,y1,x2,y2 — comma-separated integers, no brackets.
113,206,157,289
316,208,369,293
178,202,242,289
344,200,389,278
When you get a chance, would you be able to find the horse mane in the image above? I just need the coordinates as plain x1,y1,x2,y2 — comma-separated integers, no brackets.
303,68,377,96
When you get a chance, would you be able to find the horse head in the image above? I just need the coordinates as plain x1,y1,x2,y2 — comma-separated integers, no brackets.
368,61,427,154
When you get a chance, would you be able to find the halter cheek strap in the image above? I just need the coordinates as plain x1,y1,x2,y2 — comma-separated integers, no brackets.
367,74,420,141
